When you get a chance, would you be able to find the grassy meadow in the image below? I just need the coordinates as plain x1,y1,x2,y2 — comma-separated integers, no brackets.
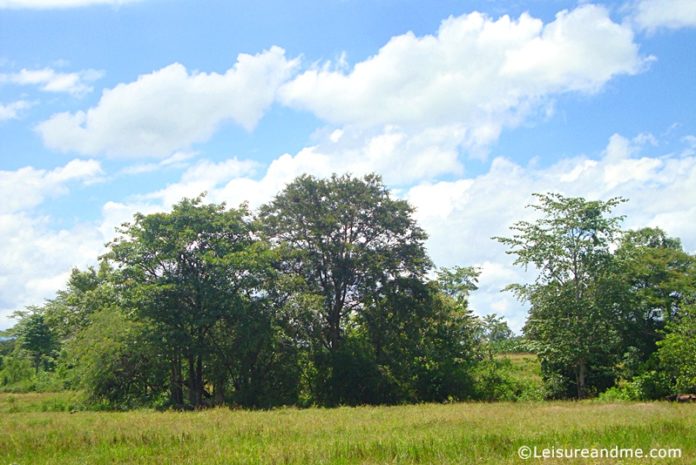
1,392,694,465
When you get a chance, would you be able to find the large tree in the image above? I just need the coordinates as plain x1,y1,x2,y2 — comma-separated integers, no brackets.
495,193,625,398
105,196,274,407
259,174,433,404
259,174,431,352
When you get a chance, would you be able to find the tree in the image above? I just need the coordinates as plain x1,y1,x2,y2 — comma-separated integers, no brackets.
495,193,625,398
479,313,514,356
259,173,431,403
105,196,275,408
40,265,118,340
16,313,57,374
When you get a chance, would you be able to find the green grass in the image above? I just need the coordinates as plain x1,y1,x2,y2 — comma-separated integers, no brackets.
0,390,84,413
1,393,694,465
499,352,544,386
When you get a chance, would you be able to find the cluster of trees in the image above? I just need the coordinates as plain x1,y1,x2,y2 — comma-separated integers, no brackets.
0,174,520,408
496,193,696,399
1,177,694,408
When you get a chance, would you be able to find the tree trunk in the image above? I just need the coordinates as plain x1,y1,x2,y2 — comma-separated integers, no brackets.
195,355,204,407
213,376,225,406
170,354,183,407
328,302,342,351
576,360,587,399
187,354,197,406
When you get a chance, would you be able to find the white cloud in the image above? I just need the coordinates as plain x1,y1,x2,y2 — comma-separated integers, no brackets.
629,0,696,32
0,159,105,328
0,0,139,8
279,4,646,156
0,100,32,122
142,158,260,207
0,159,103,213
97,122,465,215
119,151,198,175
0,68,103,96
36,47,299,158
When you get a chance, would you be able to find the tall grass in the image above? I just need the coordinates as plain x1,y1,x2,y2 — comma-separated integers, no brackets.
1,393,693,464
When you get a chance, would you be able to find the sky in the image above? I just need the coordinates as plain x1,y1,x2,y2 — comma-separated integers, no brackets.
1,0,695,331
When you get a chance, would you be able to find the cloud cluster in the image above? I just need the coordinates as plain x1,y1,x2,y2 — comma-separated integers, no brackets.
0,67,103,97
0,159,103,213
0,100,32,122
280,5,646,155
36,47,298,158
629,0,696,32
32,5,646,161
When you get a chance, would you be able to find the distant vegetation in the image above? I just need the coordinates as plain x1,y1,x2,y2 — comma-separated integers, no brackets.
1,174,694,409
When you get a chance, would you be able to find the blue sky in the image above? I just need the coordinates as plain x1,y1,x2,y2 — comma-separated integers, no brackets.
1,0,695,330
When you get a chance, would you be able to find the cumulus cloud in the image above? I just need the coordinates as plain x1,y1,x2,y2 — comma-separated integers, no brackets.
0,159,103,213
36,47,299,158
279,4,647,156
0,0,139,8
0,100,33,122
629,0,696,32
0,67,103,96
143,158,260,207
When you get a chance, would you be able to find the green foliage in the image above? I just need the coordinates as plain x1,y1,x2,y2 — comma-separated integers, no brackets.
657,304,696,393
598,370,672,401
473,353,544,401
612,228,696,373
13,312,58,373
259,174,477,405
66,309,167,407
0,353,33,388
496,193,626,398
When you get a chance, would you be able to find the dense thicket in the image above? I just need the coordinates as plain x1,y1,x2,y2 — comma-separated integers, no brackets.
1,178,694,406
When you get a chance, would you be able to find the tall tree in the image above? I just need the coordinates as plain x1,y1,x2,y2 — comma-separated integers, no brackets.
105,196,271,407
495,193,625,398
259,174,432,404
259,174,431,352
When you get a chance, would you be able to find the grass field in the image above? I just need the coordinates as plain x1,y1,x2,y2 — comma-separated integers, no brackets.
1,392,694,465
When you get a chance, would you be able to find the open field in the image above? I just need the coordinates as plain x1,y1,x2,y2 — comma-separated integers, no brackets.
1,393,694,465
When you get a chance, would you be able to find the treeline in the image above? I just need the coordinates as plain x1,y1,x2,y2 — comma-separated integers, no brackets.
0,175,694,408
